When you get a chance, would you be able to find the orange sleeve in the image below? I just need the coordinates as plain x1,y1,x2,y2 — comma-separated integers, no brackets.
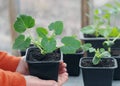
0,69,26,86
0,51,21,72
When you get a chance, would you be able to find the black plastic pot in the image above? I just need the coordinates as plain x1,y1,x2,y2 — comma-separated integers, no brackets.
20,44,34,56
113,56,120,80
81,36,120,80
80,57,117,86
80,37,120,56
63,51,84,76
26,47,61,81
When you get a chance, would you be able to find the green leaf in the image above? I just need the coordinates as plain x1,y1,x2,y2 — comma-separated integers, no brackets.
41,37,56,53
13,35,31,50
109,27,120,37
14,15,35,33
36,27,48,38
115,1,120,7
92,56,101,65
81,25,95,34
60,36,80,54
103,13,110,19
101,51,111,58
94,9,102,15
89,47,96,53
100,48,105,53
98,26,112,37
105,3,113,8
92,49,101,65
81,43,92,51
103,40,114,48
48,21,63,35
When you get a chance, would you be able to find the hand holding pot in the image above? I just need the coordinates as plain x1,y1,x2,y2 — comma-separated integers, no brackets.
16,57,68,86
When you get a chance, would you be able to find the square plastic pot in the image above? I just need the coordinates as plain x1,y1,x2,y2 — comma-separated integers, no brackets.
25,47,61,81
79,57,117,86
63,51,84,76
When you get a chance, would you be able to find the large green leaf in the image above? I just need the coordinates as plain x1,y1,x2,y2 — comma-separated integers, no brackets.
41,37,56,53
48,21,63,35
13,35,31,50
36,27,48,38
14,15,35,33
60,36,80,54
81,25,95,34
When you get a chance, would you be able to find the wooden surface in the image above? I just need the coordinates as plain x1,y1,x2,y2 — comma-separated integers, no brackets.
81,0,90,28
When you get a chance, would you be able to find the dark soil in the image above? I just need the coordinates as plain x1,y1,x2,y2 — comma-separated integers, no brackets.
27,47,61,61
84,34,103,38
81,58,115,67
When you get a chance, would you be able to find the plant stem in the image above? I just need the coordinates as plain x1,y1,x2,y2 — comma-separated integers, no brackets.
112,33,120,42
28,30,44,54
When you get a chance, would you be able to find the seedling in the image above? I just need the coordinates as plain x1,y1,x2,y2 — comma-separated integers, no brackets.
81,1,120,37
80,1,120,65
13,14,81,55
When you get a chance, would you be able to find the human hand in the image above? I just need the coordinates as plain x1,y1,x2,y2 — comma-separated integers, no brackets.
58,61,68,86
24,75,58,86
24,62,68,86
16,56,29,75
16,57,68,86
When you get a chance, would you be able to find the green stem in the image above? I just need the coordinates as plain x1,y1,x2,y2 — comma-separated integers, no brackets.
27,29,44,54
112,33,120,42
108,47,111,52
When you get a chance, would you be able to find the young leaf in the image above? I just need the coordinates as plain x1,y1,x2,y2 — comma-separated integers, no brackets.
94,9,102,15
60,36,80,54
98,26,112,37
92,49,101,65
48,21,63,35
41,37,56,53
81,43,92,51
103,13,110,19
101,51,111,58
81,25,95,34
109,27,120,37
36,27,48,38
103,40,114,48
14,15,35,33
13,35,31,50
105,3,113,8
100,48,105,53
89,47,96,53
92,56,101,65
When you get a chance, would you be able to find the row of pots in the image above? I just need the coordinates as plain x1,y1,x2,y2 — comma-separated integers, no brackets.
20,37,120,86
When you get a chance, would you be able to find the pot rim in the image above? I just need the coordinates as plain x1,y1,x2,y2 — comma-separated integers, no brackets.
79,57,118,69
25,47,63,62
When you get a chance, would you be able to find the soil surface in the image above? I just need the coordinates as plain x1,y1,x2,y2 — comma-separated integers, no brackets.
81,58,115,67
27,47,61,61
